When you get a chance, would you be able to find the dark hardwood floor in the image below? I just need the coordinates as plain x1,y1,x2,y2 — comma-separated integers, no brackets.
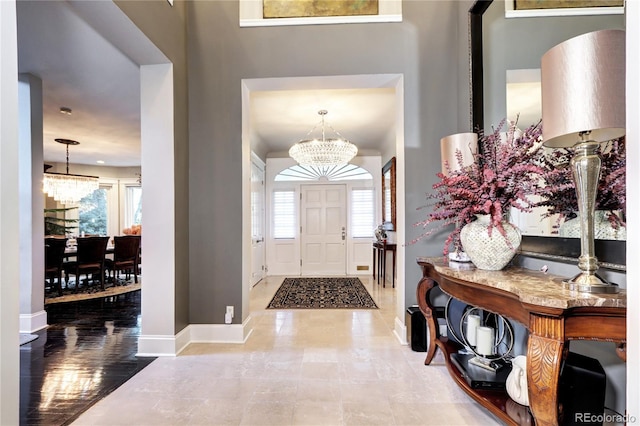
20,290,155,426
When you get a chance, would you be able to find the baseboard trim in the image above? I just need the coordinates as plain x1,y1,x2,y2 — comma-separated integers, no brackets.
393,315,408,345
19,310,48,333
137,333,180,357
189,315,254,344
137,316,255,357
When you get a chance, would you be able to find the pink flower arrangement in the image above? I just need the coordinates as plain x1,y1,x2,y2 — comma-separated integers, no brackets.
414,119,549,256
534,136,626,229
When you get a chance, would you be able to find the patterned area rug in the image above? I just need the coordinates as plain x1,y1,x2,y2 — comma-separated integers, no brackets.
267,277,378,309
45,282,141,305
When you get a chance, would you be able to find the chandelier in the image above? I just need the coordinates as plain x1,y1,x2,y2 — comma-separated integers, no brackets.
289,110,358,166
43,139,99,205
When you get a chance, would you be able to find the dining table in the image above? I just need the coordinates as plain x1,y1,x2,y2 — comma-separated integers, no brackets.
64,244,114,258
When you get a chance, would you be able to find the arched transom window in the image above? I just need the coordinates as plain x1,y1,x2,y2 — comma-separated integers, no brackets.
275,164,373,182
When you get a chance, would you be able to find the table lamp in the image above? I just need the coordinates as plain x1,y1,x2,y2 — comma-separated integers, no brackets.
440,132,478,261
541,29,625,293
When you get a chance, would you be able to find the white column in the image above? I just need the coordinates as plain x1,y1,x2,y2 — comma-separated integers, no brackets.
1,0,21,423
137,63,178,356
18,73,47,332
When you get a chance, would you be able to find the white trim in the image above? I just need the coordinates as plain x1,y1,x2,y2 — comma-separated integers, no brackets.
119,177,142,231
251,151,265,169
137,333,181,357
19,311,48,334
391,76,405,342
137,325,190,357
100,178,119,238
393,316,407,345
505,0,624,18
137,316,255,357
188,320,254,344
240,0,401,27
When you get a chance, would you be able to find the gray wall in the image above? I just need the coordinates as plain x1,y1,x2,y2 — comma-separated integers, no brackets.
186,0,465,322
115,0,191,333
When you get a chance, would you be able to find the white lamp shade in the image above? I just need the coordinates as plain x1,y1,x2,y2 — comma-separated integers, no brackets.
541,29,625,148
440,132,478,175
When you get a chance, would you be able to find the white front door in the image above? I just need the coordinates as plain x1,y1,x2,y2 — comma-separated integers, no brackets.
250,159,265,286
300,184,347,275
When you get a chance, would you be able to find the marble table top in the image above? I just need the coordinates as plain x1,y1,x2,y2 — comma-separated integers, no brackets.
417,256,626,310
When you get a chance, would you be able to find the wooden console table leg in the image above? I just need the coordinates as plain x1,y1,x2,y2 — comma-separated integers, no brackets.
372,246,376,279
527,315,566,426
382,245,387,288
391,248,396,288
416,276,440,365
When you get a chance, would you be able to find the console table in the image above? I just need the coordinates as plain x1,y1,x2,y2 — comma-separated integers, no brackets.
372,241,396,288
416,257,626,426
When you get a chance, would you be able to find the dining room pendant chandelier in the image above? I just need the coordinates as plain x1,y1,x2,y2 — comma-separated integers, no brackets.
289,110,358,166
43,139,99,205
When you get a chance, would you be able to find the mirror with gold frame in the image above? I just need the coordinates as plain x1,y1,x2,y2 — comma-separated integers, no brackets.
382,157,396,230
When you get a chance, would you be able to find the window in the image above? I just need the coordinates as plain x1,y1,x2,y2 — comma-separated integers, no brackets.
124,186,142,229
351,188,375,238
273,190,295,239
275,164,373,181
78,188,108,236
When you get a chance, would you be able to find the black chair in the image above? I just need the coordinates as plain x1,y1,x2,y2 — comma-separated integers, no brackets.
106,235,141,284
65,236,110,291
45,237,68,296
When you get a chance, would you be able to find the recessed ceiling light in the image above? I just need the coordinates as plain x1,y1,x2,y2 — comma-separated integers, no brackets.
96,160,105,164
59,107,72,115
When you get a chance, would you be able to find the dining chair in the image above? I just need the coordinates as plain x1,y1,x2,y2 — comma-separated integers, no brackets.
105,235,141,284
65,236,110,291
45,237,68,296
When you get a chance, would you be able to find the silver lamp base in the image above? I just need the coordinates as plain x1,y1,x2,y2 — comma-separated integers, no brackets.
561,136,620,295
563,272,619,294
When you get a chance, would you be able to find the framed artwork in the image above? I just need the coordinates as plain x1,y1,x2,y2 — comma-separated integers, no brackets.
239,0,401,27
506,0,624,17
263,0,378,19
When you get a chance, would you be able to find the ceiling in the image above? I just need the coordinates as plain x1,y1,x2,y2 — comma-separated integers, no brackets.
17,2,397,168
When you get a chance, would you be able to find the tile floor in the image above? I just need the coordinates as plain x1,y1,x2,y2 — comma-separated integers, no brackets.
73,275,499,425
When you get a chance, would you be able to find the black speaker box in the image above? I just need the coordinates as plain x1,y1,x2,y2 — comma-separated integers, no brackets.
406,306,427,352
559,351,606,425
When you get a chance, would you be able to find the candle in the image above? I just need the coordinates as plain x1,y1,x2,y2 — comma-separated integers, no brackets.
476,326,495,356
466,314,481,347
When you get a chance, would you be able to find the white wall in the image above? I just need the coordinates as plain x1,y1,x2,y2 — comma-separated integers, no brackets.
18,74,47,333
0,1,21,423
